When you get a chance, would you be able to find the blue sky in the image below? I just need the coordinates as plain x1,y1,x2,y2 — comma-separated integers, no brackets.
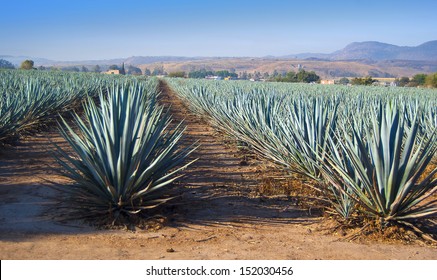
1,0,436,60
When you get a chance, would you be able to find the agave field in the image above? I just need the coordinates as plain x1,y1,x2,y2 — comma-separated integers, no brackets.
1,68,437,240
167,78,437,231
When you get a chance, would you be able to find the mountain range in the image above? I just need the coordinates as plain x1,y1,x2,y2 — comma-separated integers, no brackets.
290,40,437,61
2,41,437,78
2,40,437,67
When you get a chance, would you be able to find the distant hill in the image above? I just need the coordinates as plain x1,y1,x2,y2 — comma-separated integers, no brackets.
291,40,437,61
3,40,437,67
2,40,437,78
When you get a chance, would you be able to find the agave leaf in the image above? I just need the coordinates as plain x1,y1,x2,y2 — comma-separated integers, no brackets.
53,80,195,223
322,101,437,222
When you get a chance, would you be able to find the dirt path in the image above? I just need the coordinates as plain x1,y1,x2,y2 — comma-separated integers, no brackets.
0,81,436,260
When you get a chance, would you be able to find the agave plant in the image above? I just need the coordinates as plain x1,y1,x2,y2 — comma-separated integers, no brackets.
273,97,339,181
322,102,437,222
320,118,366,220
54,82,195,224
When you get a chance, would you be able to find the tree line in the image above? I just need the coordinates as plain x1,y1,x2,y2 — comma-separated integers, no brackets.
393,74,437,88
347,73,437,88
167,68,320,83
272,70,320,83
3,59,436,87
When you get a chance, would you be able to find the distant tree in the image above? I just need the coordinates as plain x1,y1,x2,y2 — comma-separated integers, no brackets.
0,59,15,69
284,71,297,82
395,77,410,87
215,70,238,78
263,72,270,79
188,69,213,78
120,63,126,75
351,76,376,86
20,59,34,70
338,77,350,85
81,66,89,72
108,64,120,70
144,68,151,76
168,71,186,78
297,70,320,83
127,65,142,75
240,71,248,80
274,70,320,83
38,66,46,71
152,65,165,76
351,77,361,85
410,73,427,86
425,73,437,88
93,65,101,73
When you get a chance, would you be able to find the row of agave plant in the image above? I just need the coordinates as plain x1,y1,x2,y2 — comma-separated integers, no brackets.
167,78,437,228
53,79,196,224
0,70,107,143
1,70,195,224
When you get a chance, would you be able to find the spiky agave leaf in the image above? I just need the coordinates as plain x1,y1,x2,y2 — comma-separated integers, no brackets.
273,97,339,181
54,82,196,224
318,131,362,220
322,101,437,222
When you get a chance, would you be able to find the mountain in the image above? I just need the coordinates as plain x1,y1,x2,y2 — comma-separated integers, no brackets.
291,40,437,61
2,40,437,78
330,41,437,60
330,41,401,60
3,41,436,67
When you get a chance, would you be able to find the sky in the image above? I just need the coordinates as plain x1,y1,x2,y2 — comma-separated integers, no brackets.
1,0,436,60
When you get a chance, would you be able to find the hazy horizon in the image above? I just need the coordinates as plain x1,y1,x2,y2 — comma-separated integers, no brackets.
1,0,437,60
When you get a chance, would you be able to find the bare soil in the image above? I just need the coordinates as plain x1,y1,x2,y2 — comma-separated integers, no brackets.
0,81,436,260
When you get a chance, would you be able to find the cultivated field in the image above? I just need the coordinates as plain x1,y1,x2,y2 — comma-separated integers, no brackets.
0,70,436,259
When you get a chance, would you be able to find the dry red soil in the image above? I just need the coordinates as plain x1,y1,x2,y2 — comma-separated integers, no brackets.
0,81,436,260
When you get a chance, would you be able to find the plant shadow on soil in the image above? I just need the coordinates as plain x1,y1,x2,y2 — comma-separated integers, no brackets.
156,80,319,228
